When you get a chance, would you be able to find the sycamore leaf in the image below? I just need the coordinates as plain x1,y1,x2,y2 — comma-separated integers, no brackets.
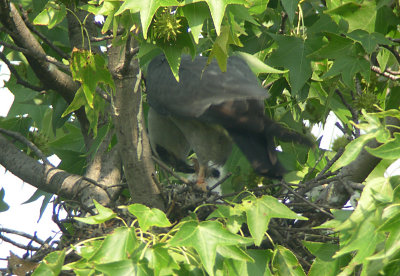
347,30,394,54
169,220,251,276
234,52,287,74
89,227,137,263
202,0,247,35
281,0,300,24
325,1,376,33
75,200,116,225
33,2,66,29
366,133,400,160
127,204,171,232
272,245,306,276
268,34,313,95
242,195,307,246
179,2,210,44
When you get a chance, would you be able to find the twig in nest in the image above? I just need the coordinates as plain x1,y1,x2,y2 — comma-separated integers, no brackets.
208,172,232,192
152,156,191,185
280,180,334,219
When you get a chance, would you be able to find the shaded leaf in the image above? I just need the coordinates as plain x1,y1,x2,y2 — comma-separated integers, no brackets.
272,245,306,276
169,220,251,275
127,203,171,231
243,195,307,246
75,200,116,224
268,34,313,94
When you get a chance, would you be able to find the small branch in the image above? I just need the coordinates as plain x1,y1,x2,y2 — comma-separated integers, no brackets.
96,87,111,102
0,40,69,71
120,35,138,75
152,156,191,185
279,12,288,34
90,34,113,42
280,180,334,219
0,227,47,247
318,148,344,177
0,52,45,92
0,128,51,165
20,8,69,60
208,172,232,192
371,65,400,81
334,122,347,135
335,89,360,137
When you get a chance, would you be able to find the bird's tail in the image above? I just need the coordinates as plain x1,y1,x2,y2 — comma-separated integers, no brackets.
227,118,312,178
228,130,286,178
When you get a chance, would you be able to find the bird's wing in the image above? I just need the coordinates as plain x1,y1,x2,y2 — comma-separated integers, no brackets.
146,55,269,119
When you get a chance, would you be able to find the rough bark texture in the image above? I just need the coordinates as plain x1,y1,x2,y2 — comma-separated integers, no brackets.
108,39,164,210
0,134,111,205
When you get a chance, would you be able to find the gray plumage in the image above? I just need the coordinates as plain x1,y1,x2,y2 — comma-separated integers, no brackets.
146,55,311,186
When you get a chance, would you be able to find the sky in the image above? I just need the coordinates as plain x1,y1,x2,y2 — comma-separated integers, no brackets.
0,61,62,268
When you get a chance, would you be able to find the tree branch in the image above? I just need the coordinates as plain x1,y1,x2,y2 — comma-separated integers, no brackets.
0,52,45,92
0,133,116,207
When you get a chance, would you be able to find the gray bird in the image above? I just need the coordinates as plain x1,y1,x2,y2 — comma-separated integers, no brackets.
146,54,310,191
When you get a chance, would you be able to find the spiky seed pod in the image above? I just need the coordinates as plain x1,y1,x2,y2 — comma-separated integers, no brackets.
152,8,182,42
353,92,378,112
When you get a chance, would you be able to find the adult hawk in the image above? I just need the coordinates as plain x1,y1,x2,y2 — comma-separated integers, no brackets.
146,55,310,190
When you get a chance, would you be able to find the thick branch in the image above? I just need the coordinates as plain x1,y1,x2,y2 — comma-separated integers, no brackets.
0,134,114,207
108,39,164,210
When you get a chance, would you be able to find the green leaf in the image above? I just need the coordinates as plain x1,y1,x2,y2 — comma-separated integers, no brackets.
180,2,210,44
272,245,306,276
33,1,66,29
208,204,246,233
331,110,391,171
243,195,307,246
62,87,86,117
96,260,151,276
0,188,9,212
90,227,137,263
234,52,287,74
209,25,241,71
268,34,313,94
377,47,392,72
23,189,53,222
217,245,254,262
378,204,400,232
202,0,247,36
366,133,400,160
335,177,386,232
32,250,65,275
127,203,171,232
325,1,377,33
144,244,180,276
281,0,300,24
347,30,394,55
70,50,114,109
310,33,354,60
75,200,116,224
169,220,251,275
323,55,370,88
116,0,181,39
